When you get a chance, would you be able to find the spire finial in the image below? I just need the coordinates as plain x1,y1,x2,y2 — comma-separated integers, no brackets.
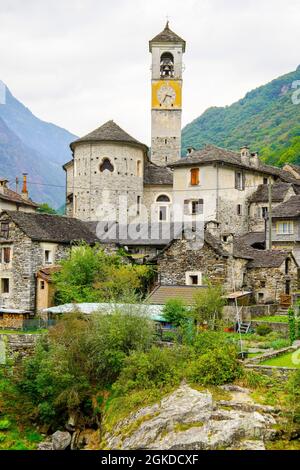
165,15,170,28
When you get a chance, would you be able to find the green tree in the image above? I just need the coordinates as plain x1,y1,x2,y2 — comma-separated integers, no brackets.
52,243,153,304
37,203,57,214
162,298,189,327
192,284,226,329
288,308,296,344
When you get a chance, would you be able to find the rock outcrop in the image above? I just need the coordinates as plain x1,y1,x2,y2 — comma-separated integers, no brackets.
103,384,278,450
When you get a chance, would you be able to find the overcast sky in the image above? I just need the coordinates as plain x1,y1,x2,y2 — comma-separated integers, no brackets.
0,0,299,144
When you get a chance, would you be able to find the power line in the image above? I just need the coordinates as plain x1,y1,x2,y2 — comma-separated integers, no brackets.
23,179,274,193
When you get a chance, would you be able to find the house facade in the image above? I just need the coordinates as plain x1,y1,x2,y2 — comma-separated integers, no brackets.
0,211,97,313
267,195,300,265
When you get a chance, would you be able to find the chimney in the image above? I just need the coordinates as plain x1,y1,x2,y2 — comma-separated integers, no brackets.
205,220,221,239
240,146,250,165
250,152,259,168
222,233,234,255
21,173,28,199
186,147,195,157
0,178,8,194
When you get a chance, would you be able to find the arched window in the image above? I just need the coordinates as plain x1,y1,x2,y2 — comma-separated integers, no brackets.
100,158,114,173
156,194,170,203
137,160,142,177
160,52,174,78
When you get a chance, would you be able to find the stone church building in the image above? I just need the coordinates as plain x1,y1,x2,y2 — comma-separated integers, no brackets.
63,22,300,240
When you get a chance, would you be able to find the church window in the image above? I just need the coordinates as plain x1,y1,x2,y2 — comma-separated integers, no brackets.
237,204,242,216
159,206,167,221
137,196,141,215
100,158,114,173
190,168,199,186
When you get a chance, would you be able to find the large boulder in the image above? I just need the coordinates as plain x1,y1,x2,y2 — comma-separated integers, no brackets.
103,384,278,450
52,431,72,450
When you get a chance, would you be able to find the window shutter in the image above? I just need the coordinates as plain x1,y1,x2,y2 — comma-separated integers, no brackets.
190,168,199,186
3,247,10,264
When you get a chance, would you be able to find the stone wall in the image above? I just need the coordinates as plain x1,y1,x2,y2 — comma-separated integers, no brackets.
0,333,40,362
0,214,70,312
245,364,296,380
246,257,299,304
157,238,244,292
72,142,145,222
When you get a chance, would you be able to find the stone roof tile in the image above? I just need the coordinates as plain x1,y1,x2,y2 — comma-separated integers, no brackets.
70,120,148,151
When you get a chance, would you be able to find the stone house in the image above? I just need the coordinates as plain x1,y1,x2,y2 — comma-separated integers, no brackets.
36,266,61,312
266,195,300,265
0,176,37,213
0,211,97,313
248,182,297,232
156,228,249,293
154,223,300,306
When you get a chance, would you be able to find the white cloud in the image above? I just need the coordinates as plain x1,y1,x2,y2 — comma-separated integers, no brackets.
0,0,299,144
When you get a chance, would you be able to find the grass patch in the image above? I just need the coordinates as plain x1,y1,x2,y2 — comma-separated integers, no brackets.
174,421,204,432
260,350,300,368
252,316,289,323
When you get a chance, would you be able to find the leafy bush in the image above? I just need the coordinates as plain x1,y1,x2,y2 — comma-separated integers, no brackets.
256,324,272,336
187,345,242,385
0,419,11,430
114,346,188,394
163,298,189,327
53,243,153,304
10,310,155,428
192,330,235,355
192,284,226,328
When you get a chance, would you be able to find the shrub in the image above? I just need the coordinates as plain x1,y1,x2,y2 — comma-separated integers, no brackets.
163,298,189,327
192,330,234,354
187,346,242,385
256,324,272,336
0,419,11,430
192,284,226,328
113,346,188,394
288,308,296,344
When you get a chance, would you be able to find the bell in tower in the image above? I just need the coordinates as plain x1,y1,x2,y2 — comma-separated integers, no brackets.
160,52,174,78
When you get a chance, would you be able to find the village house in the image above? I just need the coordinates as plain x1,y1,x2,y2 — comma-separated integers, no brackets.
0,211,97,321
266,194,300,265
248,181,298,232
0,175,37,213
153,223,299,307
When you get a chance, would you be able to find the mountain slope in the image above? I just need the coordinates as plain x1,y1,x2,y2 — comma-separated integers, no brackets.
0,83,77,207
182,66,300,166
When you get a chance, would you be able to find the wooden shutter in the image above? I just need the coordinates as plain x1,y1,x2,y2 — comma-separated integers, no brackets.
190,168,199,186
3,247,10,264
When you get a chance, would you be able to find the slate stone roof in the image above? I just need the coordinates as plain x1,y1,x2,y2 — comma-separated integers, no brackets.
147,285,205,305
0,187,37,208
3,211,98,244
70,120,148,152
236,232,265,248
169,144,300,182
271,195,300,219
247,250,291,269
149,22,186,52
233,233,294,268
86,221,181,246
249,182,294,203
144,162,173,185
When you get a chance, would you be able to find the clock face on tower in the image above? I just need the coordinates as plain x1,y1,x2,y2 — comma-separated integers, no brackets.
157,84,176,107
152,80,182,109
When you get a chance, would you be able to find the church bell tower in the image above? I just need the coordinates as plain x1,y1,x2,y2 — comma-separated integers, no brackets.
149,22,186,166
